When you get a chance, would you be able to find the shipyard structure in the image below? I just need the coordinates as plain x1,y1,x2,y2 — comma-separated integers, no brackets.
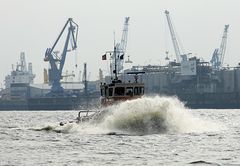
121,11,239,108
0,18,99,110
110,59,240,109
0,52,99,110
104,11,239,109
1,13,240,110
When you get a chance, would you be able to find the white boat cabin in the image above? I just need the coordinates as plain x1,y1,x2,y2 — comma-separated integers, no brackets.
100,80,144,106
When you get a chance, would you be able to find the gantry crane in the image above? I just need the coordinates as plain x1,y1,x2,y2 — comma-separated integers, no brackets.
44,18,78,94
165,10,187,63
211,25,229,70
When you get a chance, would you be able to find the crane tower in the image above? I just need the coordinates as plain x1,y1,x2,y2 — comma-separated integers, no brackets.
44,18,78,95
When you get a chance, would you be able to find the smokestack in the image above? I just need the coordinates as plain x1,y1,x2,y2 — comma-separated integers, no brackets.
44,68,48,83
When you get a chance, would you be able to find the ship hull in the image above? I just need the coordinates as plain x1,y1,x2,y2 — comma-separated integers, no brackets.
0,96,99,111
0,99,28,110
176,92,240,109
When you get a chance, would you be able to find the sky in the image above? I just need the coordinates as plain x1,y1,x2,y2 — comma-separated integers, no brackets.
0,0,240,87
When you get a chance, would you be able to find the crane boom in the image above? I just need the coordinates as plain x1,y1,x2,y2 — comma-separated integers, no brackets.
44,18,78,94
164,10,188,63
165,10,181,63
110,17,130,76
119,17,130,54
219,25,229,67
211,25,229,70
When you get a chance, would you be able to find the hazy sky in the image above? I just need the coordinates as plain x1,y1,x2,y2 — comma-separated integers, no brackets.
0,0,240,86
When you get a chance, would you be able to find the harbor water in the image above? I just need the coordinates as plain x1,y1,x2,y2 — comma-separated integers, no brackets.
0,96,240,165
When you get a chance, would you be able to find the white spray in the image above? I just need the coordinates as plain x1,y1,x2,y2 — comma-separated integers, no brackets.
36,96,221,135
100,96,221,135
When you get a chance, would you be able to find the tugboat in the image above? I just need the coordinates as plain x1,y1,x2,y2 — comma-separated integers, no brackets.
76,45,145,123
100,43,145,106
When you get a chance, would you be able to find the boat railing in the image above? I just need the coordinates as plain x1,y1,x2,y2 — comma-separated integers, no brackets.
77,110,97,123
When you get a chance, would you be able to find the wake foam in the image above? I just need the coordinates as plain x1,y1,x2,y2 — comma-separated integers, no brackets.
32,122,78,133
99,96,221,135
34,96,221,135
32,120,111,135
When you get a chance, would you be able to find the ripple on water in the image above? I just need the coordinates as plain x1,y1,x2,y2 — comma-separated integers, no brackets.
188,160,221,166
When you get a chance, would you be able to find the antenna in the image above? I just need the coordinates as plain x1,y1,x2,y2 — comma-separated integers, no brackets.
165,51,169,60
125,55,133,63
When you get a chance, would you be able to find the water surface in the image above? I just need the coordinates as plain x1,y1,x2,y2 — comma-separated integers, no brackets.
0,96,239,165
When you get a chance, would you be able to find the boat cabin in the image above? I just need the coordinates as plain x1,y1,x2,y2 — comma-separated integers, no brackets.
100,80,144,106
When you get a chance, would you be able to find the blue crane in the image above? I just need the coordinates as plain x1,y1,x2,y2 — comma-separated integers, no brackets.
44,18,78,95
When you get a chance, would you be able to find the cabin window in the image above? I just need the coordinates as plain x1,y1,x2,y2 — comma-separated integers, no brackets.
134,87,144,95
115,87,125,96
109,88,113,96
141,87,144,94
134,87,139,95
104,87,108,97
126,87,133,96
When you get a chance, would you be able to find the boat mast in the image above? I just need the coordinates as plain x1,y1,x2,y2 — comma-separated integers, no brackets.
113,31,118,81
113,45,118,81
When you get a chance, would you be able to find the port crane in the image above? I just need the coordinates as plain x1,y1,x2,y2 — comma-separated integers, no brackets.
44,18,78,94
165,10,187,63
211,25,229,70
110,17,130,75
